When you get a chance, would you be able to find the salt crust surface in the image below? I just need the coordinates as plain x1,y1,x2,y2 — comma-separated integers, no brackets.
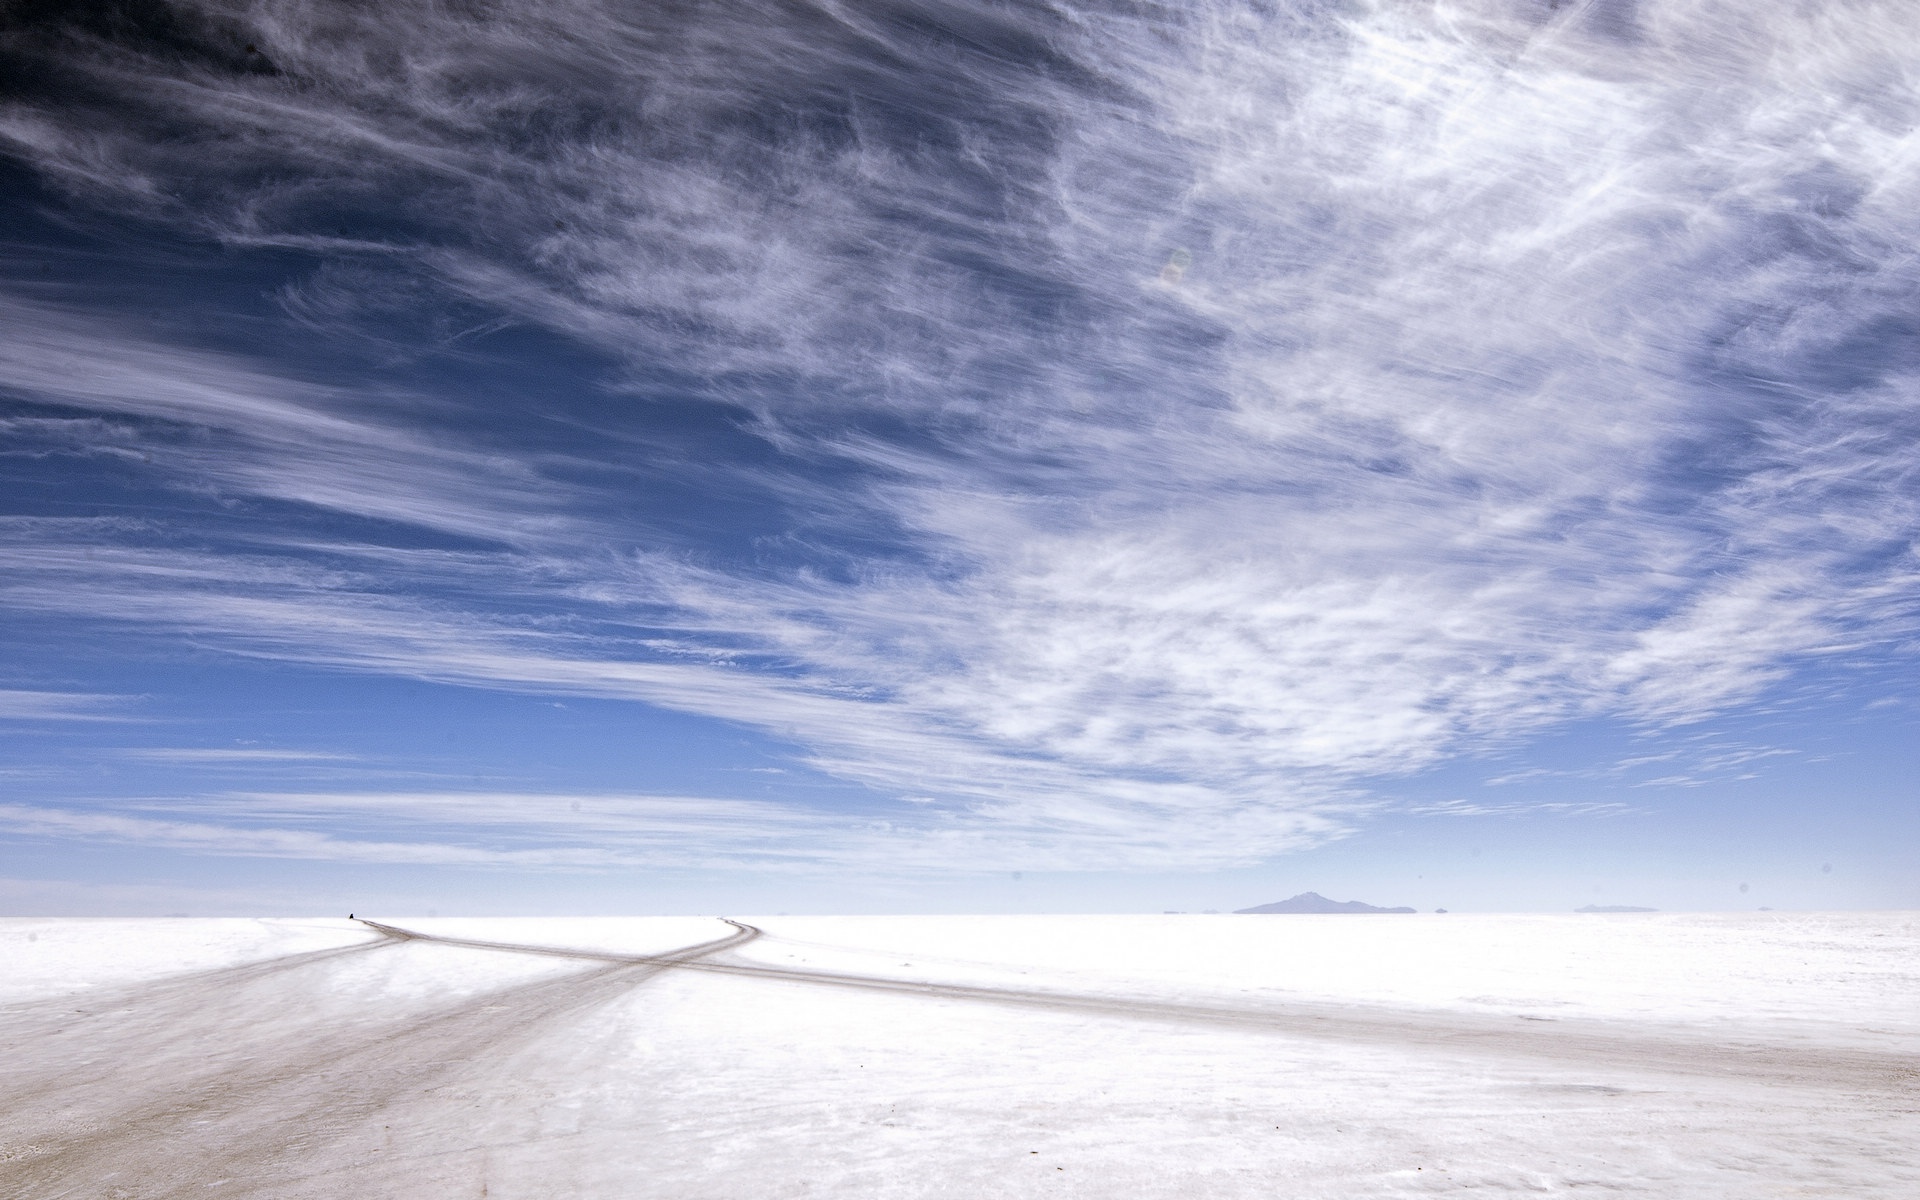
728,911,1920,1030
4,912,1916,1197
9,910,1918,1025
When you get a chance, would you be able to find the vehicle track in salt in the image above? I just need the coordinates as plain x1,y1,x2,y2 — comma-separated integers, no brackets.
0,929,402,1115
0,920,758,1200
375,919,1920,1098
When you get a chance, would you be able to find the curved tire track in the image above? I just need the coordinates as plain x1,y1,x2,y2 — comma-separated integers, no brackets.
1,920,756,1200
367,920,1919,1097
0,928,400,1116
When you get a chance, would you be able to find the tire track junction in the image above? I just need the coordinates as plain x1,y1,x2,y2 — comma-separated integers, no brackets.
3,920,758,1200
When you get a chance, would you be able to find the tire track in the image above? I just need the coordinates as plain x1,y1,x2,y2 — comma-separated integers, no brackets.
1,920,756,1200
0,928,401,1116
373,920,1920,1097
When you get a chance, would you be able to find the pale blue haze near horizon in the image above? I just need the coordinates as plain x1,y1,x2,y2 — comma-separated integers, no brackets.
0,0,1915,915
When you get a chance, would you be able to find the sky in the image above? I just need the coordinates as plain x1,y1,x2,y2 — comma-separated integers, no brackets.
1,0,1916,915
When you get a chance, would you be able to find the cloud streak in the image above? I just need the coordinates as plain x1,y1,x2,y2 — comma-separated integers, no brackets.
3,0,1918,869
0,689,136,722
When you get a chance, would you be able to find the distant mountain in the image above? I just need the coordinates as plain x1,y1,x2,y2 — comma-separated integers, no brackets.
1236,892,1416,914
1574,905,1657,913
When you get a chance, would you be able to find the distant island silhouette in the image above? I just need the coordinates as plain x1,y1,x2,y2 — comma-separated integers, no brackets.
1574,905,1658,913
1236,892,1415,914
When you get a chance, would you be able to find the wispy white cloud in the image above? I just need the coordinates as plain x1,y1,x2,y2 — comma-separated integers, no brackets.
0,689,136,722
0,786,1332,875
0,531,1349,868
0,803,626,868
1479,734,1800,792
1405,798,1640,819
0,296,570,545
119,748,358,763
2,1,1918,869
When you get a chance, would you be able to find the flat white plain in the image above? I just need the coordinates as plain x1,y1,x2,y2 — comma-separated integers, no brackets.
3,912,1916,1197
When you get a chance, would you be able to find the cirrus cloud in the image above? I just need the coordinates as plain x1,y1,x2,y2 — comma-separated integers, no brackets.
2,0,1917,870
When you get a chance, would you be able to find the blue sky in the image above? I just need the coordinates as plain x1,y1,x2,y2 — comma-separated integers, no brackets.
1,0,1915,914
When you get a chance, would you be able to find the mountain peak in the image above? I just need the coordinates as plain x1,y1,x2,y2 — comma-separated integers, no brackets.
1235,892,1416,914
